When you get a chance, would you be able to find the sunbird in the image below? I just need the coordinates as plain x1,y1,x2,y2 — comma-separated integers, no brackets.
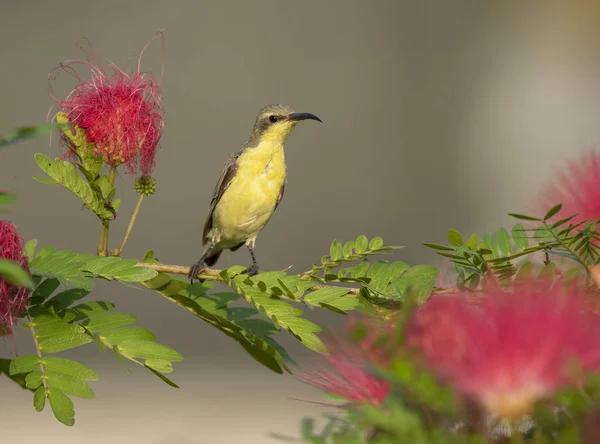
188,104,322,282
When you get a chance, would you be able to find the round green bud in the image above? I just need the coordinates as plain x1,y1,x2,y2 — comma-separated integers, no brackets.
135,175,157,196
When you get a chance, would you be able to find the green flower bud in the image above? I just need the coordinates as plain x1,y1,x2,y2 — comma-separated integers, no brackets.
135,175,157,196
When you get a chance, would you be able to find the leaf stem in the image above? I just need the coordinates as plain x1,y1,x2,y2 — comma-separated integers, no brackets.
117,193,144,256
27,314,48,392
97,166,117,256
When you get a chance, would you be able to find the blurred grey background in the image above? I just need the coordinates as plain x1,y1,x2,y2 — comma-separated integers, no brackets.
2,1,600,442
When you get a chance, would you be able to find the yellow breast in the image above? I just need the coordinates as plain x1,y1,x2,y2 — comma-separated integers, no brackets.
212,141,286,247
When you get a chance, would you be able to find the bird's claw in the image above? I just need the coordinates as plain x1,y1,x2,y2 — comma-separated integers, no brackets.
188,262,206,283
241,264,259,277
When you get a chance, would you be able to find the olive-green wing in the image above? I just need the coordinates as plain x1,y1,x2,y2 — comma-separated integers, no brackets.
202,150,242,244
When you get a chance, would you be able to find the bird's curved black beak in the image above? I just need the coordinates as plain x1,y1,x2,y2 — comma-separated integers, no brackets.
286,112,322,123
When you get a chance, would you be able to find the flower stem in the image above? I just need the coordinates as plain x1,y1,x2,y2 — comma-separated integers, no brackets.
118,193,145,256
97,166,117,256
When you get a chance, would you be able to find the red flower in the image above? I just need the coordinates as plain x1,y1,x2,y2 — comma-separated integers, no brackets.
0,220,30,334
299,316,393,406
407,278,600,419
50,38,164,176
539,150,600,225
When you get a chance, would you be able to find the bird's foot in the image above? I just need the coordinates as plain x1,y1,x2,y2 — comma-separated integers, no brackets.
188,262,206,283
240,264,259,277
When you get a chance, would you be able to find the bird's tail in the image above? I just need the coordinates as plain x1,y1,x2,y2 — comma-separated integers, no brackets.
204,250,222,267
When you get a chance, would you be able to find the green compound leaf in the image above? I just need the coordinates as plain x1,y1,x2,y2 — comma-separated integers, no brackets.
143,267,291,375
222,268,327,354
29,248,159,290
34,153,112,219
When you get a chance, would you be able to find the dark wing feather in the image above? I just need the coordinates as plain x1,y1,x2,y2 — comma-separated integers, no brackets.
202,150,243,244
275,181,285,210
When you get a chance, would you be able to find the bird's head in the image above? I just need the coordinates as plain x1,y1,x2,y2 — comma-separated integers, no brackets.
247,104,322,146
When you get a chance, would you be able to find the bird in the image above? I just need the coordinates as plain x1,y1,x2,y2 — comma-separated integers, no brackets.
188,104,322,282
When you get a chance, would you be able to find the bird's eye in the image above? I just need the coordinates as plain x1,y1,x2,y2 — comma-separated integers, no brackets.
268,115,279,123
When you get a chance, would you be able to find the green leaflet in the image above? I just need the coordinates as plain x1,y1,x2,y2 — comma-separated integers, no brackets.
117,340,183,362
329,240,343,261
512,223,529,250
9,355,41,374
48,387,75,426
42,357,98,381
392,265,439,301
0,123,56,147
0,258,33,288
446,229,463,246
99,327,156,345
0,358,33,391
44,371,95,399
144,359,174,373
82,312,137,333
71,301,115,321
25,371,43,389
34,153,111,219
36,323,93,353
303,287,358,312
0,192,16,207
33,386,46,412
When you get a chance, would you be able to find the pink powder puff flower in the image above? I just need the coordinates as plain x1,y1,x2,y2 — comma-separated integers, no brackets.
49,36,165,176
298,315,394,406
0,220,30,335
539,150,600,225
407,277,600,419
